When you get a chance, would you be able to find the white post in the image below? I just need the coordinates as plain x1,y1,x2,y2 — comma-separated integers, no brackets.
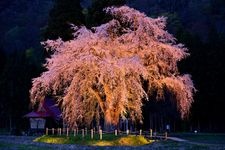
150,129,153,138
140,129,142,135
99,129,102,140
74,129,76,136
115,129,118,136
52,128,54,135
82,129,84,138
126,129,129,135
46,128,48,135
66,128,69,136
91,129,93,139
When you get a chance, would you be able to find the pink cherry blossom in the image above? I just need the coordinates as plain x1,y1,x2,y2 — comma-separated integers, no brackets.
30,6,195,127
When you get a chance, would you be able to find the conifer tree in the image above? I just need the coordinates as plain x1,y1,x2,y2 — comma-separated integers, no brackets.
87,0,126,27
44,0,84,41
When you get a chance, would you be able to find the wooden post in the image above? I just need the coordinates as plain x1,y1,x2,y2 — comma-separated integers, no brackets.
82,129,84,138
115,129,117,136
85,127,87,135
165,132,168,140
150,129,153,138
59,128,62,136
126,129,129,135
91,129,93,139
74,129,76,136
52,128,54,135
66,128,69,136
99,129,102,140
139,129,142,135
46,128,48,135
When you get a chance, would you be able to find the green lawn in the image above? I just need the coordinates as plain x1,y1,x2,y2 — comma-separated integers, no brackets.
34,134,154,146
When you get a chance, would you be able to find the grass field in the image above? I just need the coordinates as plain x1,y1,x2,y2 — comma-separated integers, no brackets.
34,134,153,146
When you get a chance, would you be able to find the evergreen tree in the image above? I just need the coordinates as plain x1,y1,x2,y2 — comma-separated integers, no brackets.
87,0,126,27
44,0,85,41
0,49,42,130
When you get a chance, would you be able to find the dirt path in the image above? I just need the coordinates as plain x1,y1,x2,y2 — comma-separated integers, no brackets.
164,135,225,149
167,136,188,142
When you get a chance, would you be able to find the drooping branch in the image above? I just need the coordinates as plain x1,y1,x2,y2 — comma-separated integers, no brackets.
89,87,106,113
30,6,195,127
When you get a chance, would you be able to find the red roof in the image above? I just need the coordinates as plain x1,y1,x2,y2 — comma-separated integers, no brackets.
23,111,51,118
24,98,61,120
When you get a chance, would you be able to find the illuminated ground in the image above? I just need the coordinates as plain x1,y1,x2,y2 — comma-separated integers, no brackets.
34,134,153,146
0,133,225,149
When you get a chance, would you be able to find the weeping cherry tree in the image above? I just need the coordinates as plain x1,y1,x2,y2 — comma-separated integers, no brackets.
30,6,195,127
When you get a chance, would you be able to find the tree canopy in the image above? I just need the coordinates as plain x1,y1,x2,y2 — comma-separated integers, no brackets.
30,6,195,127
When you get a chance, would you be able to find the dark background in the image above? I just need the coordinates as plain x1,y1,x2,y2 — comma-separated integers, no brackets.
0,0,225,132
